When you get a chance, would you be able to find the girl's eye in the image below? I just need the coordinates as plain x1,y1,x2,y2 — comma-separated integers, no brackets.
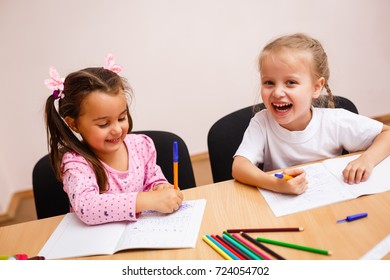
262,80,274,86
118,115,127,122
286,80,297,85
98,123,109,128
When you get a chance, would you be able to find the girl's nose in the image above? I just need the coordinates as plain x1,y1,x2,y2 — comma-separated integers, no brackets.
111,122,122,135
272,85,286,98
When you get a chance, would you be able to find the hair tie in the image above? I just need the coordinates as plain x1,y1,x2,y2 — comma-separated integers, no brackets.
44,54,122,99
103,53,122,74
44,66,65,99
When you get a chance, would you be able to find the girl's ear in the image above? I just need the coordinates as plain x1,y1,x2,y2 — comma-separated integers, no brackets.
312,77,325,98
64,117,79,133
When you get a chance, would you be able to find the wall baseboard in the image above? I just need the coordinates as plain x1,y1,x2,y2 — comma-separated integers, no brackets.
372,114,390,125
0,190,34,224
190,152,209,162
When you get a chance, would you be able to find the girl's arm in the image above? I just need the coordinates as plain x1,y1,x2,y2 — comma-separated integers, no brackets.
232,156,308,195
343,124,390,184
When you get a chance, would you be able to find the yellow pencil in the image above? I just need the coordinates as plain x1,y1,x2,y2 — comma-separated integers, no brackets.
202,235,232,260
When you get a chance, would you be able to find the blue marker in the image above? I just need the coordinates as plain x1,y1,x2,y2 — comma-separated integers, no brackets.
274,173,293,181
173,141,179,190
336,212,368,223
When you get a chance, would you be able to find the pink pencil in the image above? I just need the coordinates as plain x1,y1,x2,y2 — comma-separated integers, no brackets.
232,233,272,260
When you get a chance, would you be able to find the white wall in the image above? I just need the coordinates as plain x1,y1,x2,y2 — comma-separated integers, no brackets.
1,0,389,213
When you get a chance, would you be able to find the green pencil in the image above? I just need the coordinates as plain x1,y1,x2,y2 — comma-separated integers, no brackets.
256,237,332,256
223,232,262,260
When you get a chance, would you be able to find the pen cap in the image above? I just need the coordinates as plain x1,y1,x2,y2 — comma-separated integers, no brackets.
173,141,179,162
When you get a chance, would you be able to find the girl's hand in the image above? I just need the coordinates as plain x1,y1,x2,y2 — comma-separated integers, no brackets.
136,188,184,213
343,157,374,184
152,183,174,191
278,168,308,195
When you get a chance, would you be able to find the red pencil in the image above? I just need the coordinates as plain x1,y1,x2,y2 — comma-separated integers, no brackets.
214,235,246,260
226,227,303,233
232,233,272,260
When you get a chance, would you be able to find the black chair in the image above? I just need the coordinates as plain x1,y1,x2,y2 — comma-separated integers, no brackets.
32,155,70,219
32,130,196,219
133,130,196,190
207,96,358,183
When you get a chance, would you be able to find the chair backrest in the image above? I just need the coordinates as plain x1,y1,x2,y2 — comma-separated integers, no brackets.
32,154,69,219
207,103,266,183
314,95,359,114
207,95,358,183
32,130,196,219
132,130,196,190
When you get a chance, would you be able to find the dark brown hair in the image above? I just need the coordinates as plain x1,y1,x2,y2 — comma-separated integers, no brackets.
45,67,133,192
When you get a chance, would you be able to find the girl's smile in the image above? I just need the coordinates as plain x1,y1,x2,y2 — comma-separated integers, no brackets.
272,102,293,114
106,137,122,144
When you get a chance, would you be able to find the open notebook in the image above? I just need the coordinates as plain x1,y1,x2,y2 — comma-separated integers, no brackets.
39,199,206,259
260,154,390,217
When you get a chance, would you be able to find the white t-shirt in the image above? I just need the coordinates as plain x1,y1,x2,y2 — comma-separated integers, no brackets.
234,107,383,171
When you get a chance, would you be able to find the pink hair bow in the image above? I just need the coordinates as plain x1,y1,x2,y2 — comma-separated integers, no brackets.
103,53,122,74
44,66,65,99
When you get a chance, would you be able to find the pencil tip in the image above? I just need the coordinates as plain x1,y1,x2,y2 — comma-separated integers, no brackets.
299,227,304,231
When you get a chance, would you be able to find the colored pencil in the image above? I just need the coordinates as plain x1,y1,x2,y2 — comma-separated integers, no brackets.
207,235,239,260
241,232,286,260
214,235,246,260
217,235,252,260
256,237,332,256
227,227,303,233
232,233,272,260
202,235,232,260
223,232,262,260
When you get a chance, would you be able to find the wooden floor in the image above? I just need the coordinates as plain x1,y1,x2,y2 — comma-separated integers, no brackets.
1,114,389,227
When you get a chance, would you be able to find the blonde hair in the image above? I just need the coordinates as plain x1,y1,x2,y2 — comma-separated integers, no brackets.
259,33,334,108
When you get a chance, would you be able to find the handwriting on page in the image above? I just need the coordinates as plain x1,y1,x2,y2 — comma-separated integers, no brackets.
115,201,198,249
260,163,352,217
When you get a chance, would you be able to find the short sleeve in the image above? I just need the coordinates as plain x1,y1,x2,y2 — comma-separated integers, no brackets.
234,111,267,165
336,110,383,152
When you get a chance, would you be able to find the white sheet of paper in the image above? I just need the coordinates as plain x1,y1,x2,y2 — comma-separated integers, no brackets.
259,155,390,217
360,234,390,260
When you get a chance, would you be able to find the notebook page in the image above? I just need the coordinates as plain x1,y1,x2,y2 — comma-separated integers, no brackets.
323,154,390,197
39,213,126,259
115,199,206,251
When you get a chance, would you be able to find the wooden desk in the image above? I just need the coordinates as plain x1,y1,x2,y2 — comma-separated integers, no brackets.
1,180,390,260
